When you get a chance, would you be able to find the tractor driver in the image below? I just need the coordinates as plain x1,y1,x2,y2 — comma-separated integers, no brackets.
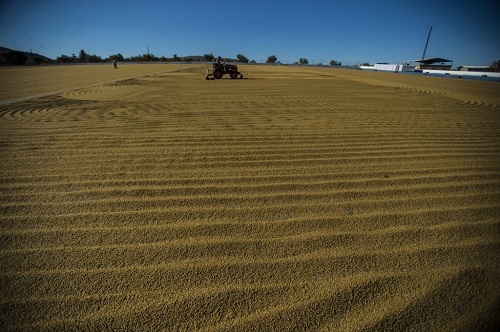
216,56,226,66
215,56,227,71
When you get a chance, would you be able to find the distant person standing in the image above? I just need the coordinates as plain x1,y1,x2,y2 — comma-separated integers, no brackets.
112,60,118,69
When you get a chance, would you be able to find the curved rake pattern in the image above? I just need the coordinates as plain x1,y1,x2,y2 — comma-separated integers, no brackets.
1,65,499,331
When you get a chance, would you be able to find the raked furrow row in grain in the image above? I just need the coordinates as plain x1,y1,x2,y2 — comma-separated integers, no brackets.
1,64,499,331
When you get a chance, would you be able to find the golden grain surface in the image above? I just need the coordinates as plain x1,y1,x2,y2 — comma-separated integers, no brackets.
1,64,499,331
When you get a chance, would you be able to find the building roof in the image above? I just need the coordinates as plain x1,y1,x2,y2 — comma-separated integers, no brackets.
415,57,453,64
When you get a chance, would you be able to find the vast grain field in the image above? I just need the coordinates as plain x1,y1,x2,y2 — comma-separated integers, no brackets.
1,63,499,331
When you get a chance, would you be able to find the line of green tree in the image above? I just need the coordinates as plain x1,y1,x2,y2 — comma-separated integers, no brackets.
55,50,256,64
0,47,360,66
54,50,344,66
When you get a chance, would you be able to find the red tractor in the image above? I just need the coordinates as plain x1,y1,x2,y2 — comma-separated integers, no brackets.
206,61,243,80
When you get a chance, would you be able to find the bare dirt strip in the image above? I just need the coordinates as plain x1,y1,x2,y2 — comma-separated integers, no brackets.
1,64,499,331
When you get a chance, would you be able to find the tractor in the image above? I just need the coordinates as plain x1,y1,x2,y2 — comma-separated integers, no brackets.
206,61,243,80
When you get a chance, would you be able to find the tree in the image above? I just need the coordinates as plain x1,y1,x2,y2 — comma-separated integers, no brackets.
204,53,215,62
143,53,157,62
266,55,277,64
86,53,102,63
236,53,249,63
172,53,181,62
79,49,87,62
108,53,124,62
127,53,159,62
299,58,308,65
57,54,71,63
330,59,341,66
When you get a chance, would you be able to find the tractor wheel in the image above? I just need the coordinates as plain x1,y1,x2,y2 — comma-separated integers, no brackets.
214,70,223,79
230,72,238,79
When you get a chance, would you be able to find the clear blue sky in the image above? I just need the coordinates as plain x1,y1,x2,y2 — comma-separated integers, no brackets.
1,0,499,66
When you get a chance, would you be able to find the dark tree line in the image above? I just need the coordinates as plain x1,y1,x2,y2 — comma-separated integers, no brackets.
55,49,258,64
57,49,115,63
56,49,212,63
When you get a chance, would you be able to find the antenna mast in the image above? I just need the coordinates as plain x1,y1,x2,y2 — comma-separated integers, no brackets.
421,26,434,61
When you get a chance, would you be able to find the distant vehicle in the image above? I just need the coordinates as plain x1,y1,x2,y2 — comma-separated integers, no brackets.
206,62,243,80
